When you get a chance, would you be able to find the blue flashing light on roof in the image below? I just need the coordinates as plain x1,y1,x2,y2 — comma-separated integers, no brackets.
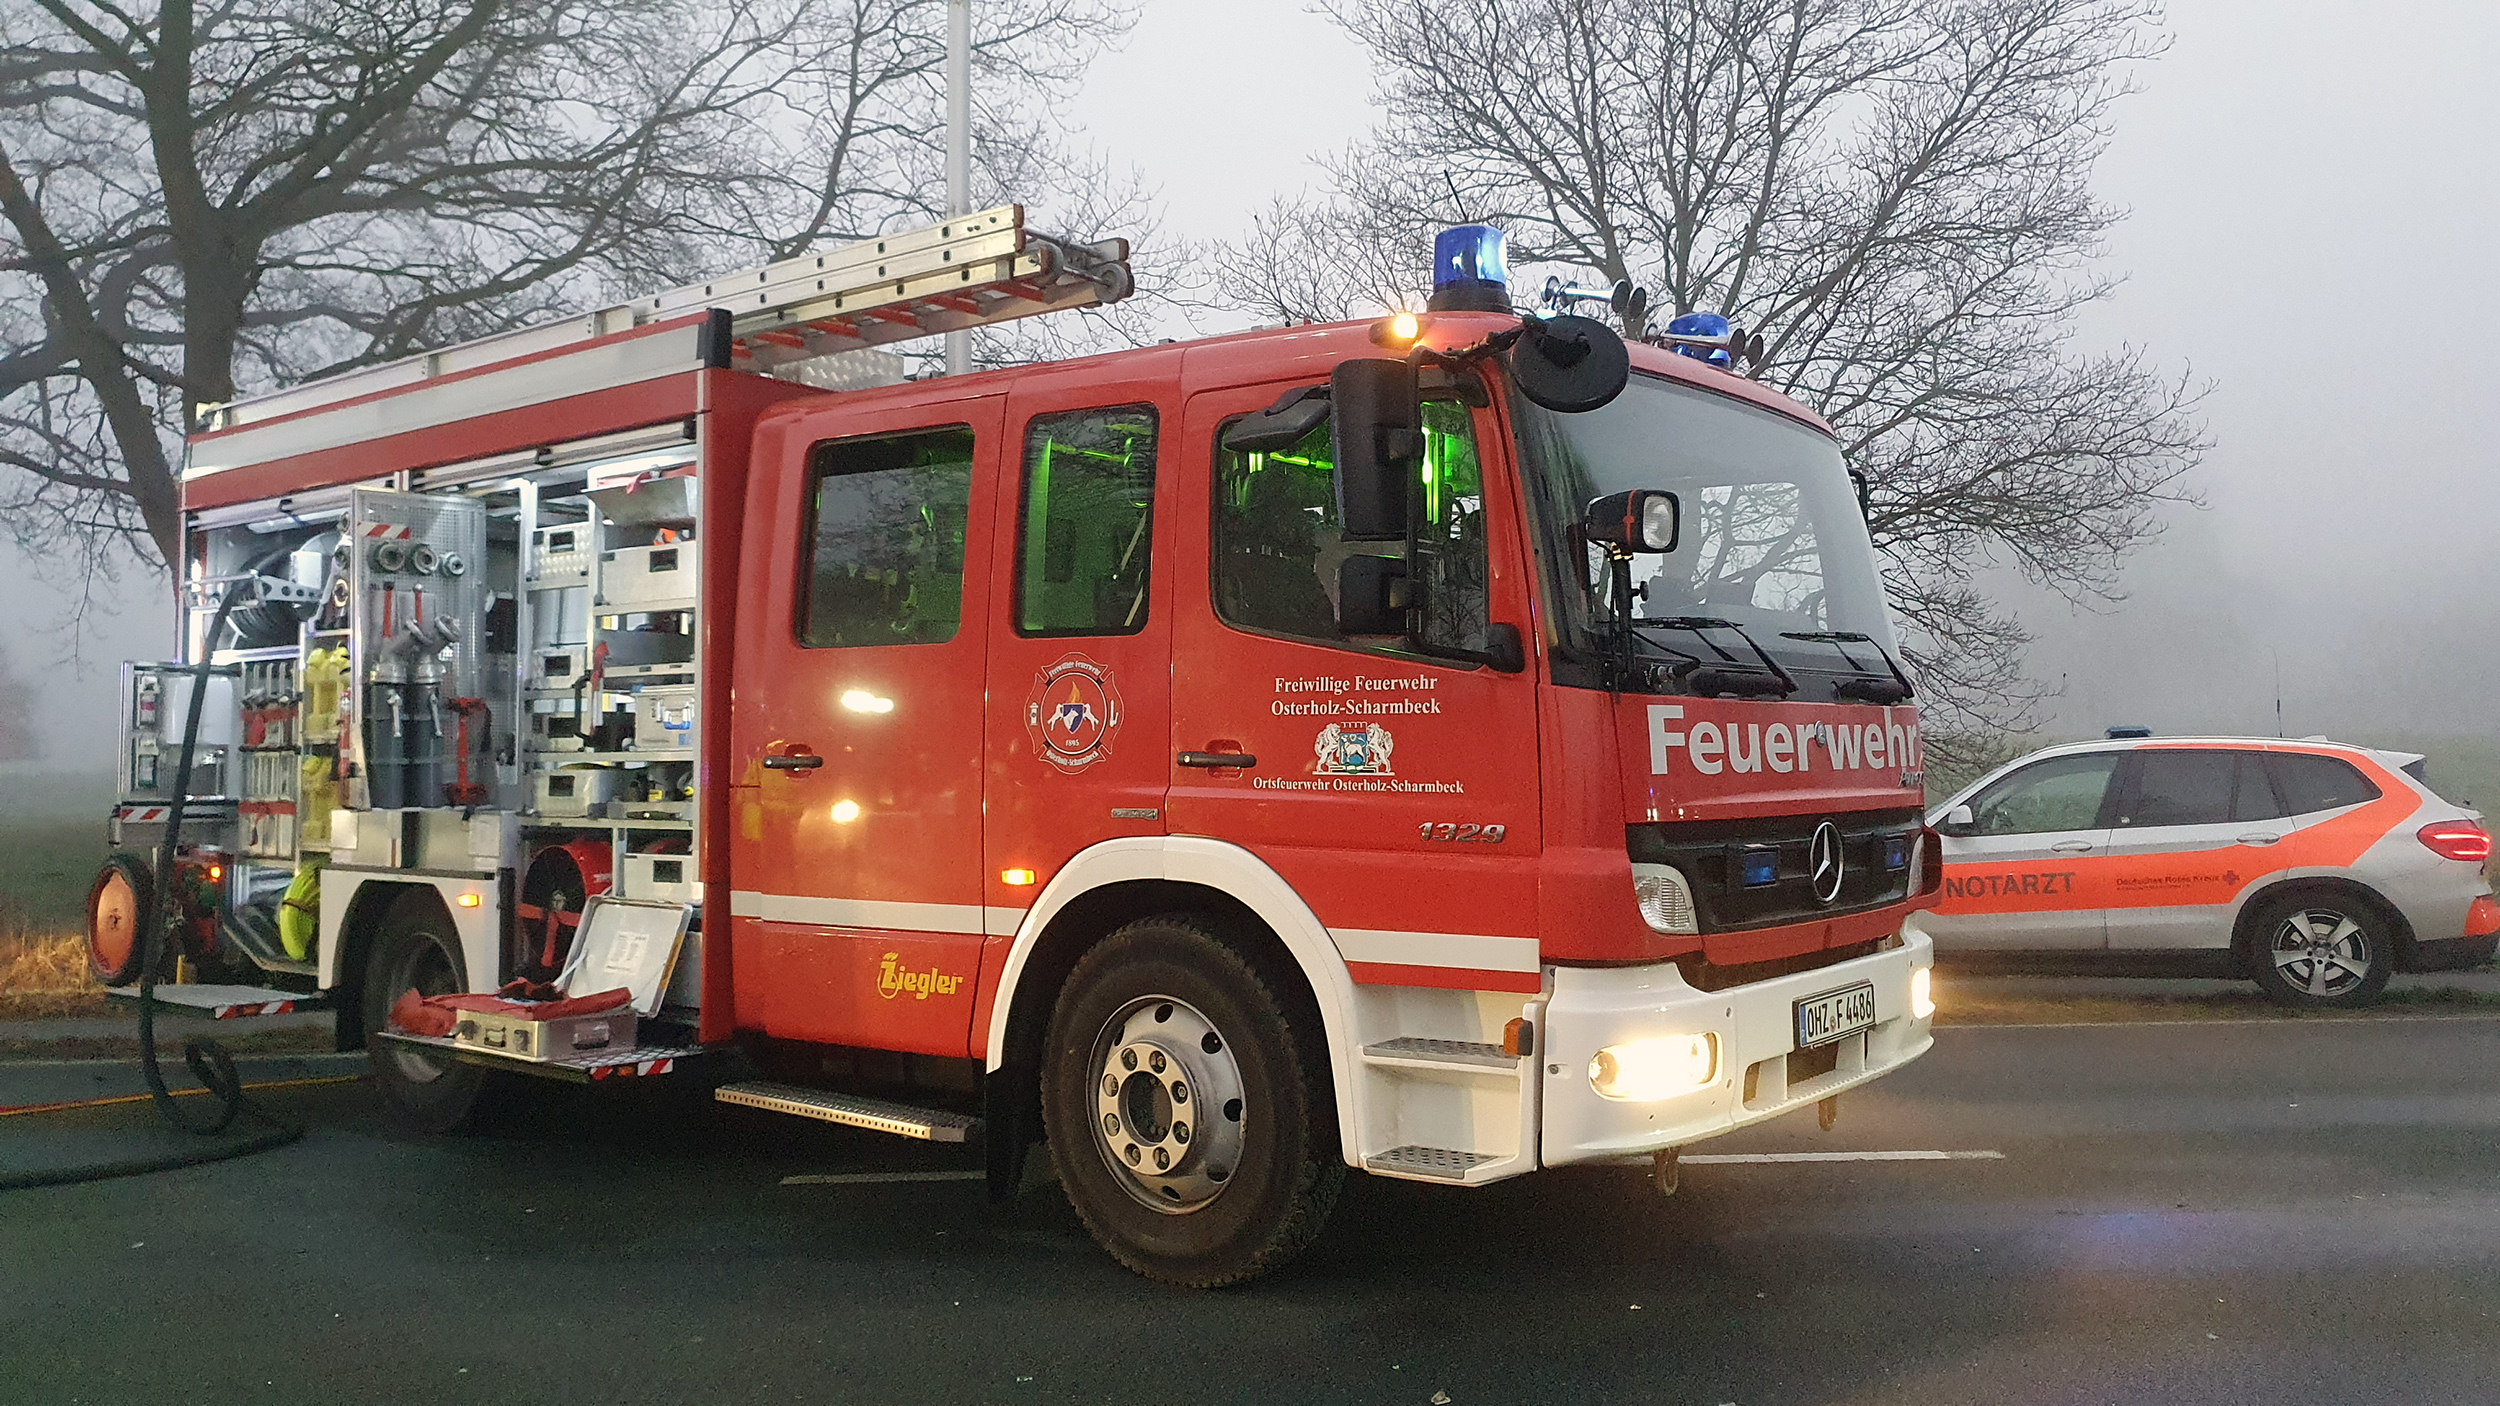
1666,311,1733,367
1428,224,1511,313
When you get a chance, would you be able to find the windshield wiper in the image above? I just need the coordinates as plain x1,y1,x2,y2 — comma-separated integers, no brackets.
1636,616,1798,699
1780,630,1917,704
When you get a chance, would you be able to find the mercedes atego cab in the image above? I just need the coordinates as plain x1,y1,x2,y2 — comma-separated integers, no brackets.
1924,735,2498,1007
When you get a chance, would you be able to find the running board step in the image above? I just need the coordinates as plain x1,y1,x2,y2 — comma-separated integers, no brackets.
1362,1037,1515,1070
1366,1145,1498,1181
107,984,325,1019
715,1081,982,1143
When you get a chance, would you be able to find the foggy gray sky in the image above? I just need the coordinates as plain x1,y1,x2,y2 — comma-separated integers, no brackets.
11,0,2497,770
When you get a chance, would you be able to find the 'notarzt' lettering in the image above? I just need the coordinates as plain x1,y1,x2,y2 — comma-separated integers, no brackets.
1943,872,2076,900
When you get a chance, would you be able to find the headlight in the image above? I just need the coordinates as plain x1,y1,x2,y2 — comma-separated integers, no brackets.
1588,1034,1717,1101
1910,966,1935,1020
1631,863,1698,934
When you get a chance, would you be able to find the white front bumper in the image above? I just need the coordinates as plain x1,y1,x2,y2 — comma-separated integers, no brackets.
1539,924,1935,1165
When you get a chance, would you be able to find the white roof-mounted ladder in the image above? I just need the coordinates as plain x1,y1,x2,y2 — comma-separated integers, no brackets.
648,204,1133,373
190,204,1133,440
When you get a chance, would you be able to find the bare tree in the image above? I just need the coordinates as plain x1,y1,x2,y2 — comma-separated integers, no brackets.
1225,0,2207,742
0,0,1140,582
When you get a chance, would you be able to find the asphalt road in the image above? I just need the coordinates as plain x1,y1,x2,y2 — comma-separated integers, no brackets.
6,1016,2498,1406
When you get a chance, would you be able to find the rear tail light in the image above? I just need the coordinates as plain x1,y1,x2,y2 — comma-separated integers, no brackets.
2417,820,2491,863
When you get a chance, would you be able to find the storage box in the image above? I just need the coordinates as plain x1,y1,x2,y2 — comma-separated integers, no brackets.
534,768,619,817
601,627,695,670
622,851,699,905
452,1005,636,1062
597,540,698,609
529,524,592,584
633,685,697,752
533,644,591,689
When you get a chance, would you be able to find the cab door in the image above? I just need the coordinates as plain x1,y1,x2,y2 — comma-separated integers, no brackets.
980,367,1176,961
1165,380,1544,992
1929,750,2120,950
728,393,1003,1055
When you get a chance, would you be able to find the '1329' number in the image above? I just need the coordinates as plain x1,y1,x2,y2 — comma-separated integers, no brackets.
1419,823,1506,843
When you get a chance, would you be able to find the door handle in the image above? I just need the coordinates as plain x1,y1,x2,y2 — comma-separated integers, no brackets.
2048,840,2094,853
762,753,824,771
1178,751,1256,769
2236,833,2281,846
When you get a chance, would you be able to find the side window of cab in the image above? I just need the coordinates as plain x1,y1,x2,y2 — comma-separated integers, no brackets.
1211,397,1488,655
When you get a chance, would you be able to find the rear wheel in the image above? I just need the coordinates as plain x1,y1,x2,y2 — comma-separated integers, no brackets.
1040,916,1342,1287
363,902,491,1133
2249,890,2394,1009
84,853,152,987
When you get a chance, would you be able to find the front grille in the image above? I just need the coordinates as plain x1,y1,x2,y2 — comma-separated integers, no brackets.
1675,937,1885,992
1628,808,1922,934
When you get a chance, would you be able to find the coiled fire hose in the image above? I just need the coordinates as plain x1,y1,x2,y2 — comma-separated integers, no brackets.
2,556,305,1191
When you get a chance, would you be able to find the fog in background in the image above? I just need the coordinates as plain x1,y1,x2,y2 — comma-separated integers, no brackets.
7,0,2494,785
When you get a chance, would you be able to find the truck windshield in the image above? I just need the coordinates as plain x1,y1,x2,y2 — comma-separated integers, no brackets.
1513,372,1900,687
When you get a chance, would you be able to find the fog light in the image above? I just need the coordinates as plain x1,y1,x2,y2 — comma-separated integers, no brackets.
1589,1034,1717,1101
1911,966,1935,1020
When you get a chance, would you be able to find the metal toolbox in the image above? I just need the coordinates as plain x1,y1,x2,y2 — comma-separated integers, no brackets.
452,1005,636,1062
534,768,619,817
633,685,697,752
596,539,698,609
524,698,587,752
622,851,699,904
533,644,592,689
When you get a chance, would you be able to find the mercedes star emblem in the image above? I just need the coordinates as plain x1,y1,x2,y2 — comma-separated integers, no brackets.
1809,821,1845,905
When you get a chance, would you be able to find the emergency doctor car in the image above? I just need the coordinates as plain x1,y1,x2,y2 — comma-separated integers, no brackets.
1924,735,2498,1007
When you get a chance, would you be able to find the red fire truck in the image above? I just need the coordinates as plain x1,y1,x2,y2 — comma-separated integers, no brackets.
88,210,1941,1285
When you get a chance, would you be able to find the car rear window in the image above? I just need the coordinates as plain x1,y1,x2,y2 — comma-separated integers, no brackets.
2265,752,2381,815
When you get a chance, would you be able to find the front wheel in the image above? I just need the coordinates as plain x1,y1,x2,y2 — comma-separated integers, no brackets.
2248,891,2394,1009
363,902,492,1134
1040,916,1343,1288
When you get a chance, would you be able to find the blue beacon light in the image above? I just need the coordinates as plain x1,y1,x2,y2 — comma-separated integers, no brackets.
1428,224,1512,312
1666,311,1733,367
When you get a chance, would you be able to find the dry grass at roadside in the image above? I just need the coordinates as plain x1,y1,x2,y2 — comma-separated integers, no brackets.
1934,977,2500,1025
0,929,106,1020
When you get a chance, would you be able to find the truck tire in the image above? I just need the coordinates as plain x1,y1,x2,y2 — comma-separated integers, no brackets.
1040,915,1343,1288
2248,888,2394,1010
364,902,491,1134
85,853,153,987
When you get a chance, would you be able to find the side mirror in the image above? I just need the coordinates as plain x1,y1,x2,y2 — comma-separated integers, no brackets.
1329,358,1420,542
1581,490,1679,554
1847,467,1871,522
1335,555,1410,634
1937,803,1974,834
1509,314,1629,413
1222,385,1330,454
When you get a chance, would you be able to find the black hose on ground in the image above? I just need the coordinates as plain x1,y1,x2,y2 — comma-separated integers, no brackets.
3,556,309,1192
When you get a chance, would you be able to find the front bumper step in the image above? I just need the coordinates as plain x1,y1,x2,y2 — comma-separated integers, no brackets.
1364,1145,1497,1181
108,984,324,1019
714,1081,982,1143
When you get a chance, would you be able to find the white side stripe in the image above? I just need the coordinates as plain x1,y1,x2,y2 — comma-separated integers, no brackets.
1681,1150,2005,1164
1330,927,1541,973
730,890,1027,937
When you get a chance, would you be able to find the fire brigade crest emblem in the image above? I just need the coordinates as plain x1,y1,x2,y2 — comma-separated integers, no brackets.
1312,722,1395,777
1025,654,1123,772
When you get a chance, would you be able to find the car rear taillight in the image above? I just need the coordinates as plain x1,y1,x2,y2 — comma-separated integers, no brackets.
2416,820,2491,863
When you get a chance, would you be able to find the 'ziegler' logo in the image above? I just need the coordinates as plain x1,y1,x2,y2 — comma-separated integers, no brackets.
1943,872,2075,899
878,952,965,1001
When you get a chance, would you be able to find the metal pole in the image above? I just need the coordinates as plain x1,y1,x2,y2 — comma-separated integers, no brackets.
944,0,971,377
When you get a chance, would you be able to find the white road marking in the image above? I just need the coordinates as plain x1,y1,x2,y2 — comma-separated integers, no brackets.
780,1170,987,1186
1681,1150,2005,1164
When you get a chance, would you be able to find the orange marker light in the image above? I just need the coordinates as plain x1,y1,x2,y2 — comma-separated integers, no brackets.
1001,868,1037,887
457,892,483,908
206,864,223,882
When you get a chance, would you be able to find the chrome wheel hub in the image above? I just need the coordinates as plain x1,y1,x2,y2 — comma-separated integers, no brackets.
1089,995,1246,1214
2270,908,2371,998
